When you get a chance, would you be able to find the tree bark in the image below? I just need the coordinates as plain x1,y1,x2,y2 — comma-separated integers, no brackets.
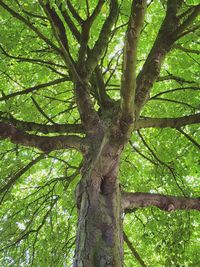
73,143,123,267
122,192,200,212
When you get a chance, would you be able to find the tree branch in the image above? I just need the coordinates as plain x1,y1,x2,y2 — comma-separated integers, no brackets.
39,2,101,133
66,0,84,25
135,0,194,116
174,44,200,55
0,77,68,101
120,0,147,124
87,0,105,25
157,74,195,84
86,0,119,76
149,97,196,110
123,232,147,267
175,4,200,38
150,86,200,99
0,114,84,134
94,66,113,107
176,24,199,39
39,1,80,83
77,0,105,66
177,128,200,150
31,96,57,125
0,44,68,70
0,123,87,153
136,113,200,129
122,192,200,212
60,8,81,41
0,0,61,54
0,154,45,195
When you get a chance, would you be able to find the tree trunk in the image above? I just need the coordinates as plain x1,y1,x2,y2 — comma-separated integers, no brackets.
73,142,124,267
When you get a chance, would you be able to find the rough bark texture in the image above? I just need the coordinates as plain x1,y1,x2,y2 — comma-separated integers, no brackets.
122,192,200,212
74,141,124,267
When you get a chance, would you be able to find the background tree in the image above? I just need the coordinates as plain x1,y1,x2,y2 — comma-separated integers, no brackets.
0,0,199,266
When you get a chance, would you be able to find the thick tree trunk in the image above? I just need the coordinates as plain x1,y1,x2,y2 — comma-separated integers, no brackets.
73,142,124,267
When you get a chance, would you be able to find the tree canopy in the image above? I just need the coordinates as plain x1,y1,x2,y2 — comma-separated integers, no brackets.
0,0,199,266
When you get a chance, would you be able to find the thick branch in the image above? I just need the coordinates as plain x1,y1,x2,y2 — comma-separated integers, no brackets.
94,66,113,107
0,123,87,153
74,82,102,134
135,2,199,116
66,0,83,24
60,8,81,41
135,0,186,115
120,0,147,121
86,0,119,76
87,0,105,25
122,192,200,211
39,2,100,133
136,113,200,129
77,0,105,66
40,1,80,82
0,114,84,134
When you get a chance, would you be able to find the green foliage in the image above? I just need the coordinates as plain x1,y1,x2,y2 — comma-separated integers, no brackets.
0,0,199,266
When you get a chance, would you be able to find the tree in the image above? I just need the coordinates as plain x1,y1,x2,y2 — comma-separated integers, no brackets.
0,0,199,266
